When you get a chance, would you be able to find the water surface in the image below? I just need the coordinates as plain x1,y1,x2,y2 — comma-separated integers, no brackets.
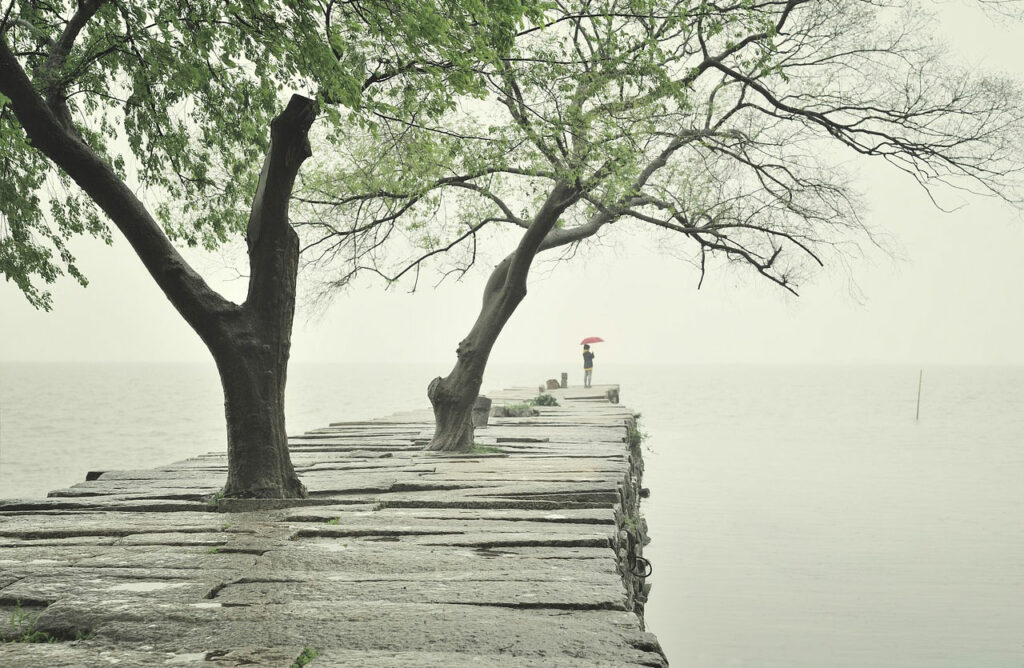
1,362,1021,666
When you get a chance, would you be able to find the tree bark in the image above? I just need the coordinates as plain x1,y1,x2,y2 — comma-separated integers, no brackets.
426,182,579,451
214,321,305,498
211,94,315,498
427,374,480,452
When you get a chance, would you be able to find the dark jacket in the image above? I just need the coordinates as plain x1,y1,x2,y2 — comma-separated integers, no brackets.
583,350,595,370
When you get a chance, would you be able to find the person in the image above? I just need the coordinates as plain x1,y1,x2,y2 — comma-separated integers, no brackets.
582,344,595,388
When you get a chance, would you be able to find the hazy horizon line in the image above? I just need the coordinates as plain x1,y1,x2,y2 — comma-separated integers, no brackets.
2,359,1021,368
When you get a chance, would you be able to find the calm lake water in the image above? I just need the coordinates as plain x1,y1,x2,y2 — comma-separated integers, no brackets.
1,362,1022,666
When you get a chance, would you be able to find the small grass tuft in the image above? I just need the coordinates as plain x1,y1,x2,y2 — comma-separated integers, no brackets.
469,443,502,454
5,603,56,644
628,413,649,452
206,490,225,510
325,517,340,525
530,393,559,406
291,645,319,667
206,546,221,554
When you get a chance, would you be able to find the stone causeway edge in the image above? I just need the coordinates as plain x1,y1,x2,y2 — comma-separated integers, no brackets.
0,383,666,667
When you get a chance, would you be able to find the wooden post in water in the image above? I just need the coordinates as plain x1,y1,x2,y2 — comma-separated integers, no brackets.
915,369,923,421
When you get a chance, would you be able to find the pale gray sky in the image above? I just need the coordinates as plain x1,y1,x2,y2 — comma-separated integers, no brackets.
2,5,1023,367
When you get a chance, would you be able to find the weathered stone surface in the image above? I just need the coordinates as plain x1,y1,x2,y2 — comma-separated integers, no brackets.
283,506,615,525
211,576,628,610
29,602,662,664
0,643,307,667
0,383,663,667
258,541,615,575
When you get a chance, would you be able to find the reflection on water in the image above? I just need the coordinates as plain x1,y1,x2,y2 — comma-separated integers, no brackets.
1,363,1022,666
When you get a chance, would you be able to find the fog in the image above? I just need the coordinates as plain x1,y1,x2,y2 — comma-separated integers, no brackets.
2,5,1023,368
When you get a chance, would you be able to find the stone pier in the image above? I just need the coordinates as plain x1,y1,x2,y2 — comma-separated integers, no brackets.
0,384,665,666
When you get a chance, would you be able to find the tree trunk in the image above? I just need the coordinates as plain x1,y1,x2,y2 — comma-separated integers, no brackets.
426,183,580,451
208,94,315,498
427,374,479,452
426,332,505,452
426,257,520,451
215,333,305,498
211,158,306,497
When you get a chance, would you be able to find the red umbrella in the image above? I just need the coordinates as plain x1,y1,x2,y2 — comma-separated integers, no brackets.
580,336,604,345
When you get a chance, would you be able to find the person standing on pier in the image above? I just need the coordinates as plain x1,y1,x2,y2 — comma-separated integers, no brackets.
583,344,595,388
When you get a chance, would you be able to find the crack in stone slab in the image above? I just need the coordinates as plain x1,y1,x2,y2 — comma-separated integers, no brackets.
446,538,612,549
205,577,304,600
374,500,609,510
291,528,466,539
0,527,222,540
216,547,270,556
443,600,625,612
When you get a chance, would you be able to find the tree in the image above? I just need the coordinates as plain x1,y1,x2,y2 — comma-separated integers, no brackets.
300,0,1023,451
0,0,536,495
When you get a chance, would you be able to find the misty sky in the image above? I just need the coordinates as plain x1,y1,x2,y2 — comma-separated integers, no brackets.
2,5,1023,367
